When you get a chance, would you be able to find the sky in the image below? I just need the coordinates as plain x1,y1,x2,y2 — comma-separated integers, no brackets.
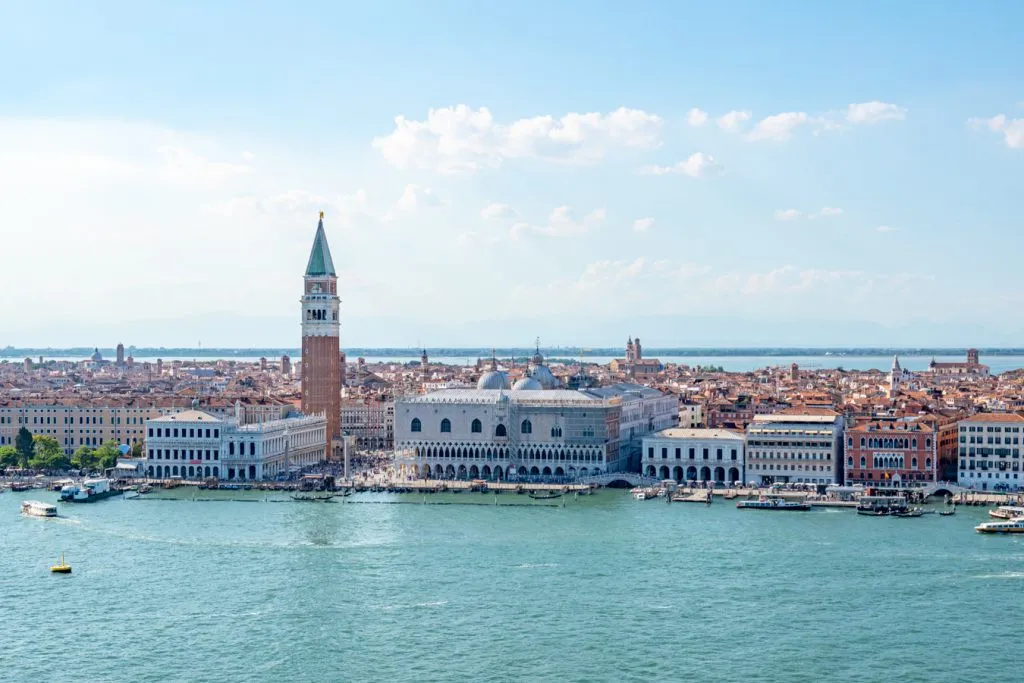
1,1,1022,348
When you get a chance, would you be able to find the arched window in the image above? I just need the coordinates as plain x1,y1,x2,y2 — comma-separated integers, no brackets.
495,424,507,437
551,426,562,438
911,457,918,469
521,419,532,434
471,418,482,433
440,418,451,433
860,456,866,468
249,442,255,456
229,442,235,455
411,418,422,433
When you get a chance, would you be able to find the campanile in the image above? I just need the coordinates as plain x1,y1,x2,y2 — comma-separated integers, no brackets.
301,212,341,459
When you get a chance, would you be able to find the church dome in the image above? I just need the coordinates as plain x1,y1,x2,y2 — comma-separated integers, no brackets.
529,364,560,390
90,348,103,362
477,370,510,390
512,376,543,391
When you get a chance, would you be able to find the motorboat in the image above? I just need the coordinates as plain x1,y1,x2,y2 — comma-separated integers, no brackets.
988,506,1024,520
856,495,909,517
632,490,646,501
975,518,1024,534
736,497,811,511
21,500,57,517
60,478,121,503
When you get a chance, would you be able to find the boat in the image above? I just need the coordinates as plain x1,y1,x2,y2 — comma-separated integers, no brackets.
59,478,121,503
736,497,811,511
10,482,32,492
21,500,57,517
50,553,71,574
290,492,335,502
975,518,1024,534
988,505,1024,520
939,508,956,517
856,495,909,517
632,490,646,501
529,491,563,500
894,508,924,518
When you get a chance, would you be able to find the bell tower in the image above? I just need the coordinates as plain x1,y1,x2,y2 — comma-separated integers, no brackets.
301,212,341,460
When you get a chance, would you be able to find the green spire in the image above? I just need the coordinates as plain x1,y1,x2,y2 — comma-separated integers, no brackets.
305,212,336,277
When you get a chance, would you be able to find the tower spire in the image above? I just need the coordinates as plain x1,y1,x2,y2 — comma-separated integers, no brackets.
305,212,336,277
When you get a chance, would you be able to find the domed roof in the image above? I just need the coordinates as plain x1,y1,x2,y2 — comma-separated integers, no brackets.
477,370,510,390
90,348,103,362
529,364,560,390
512,376,543,391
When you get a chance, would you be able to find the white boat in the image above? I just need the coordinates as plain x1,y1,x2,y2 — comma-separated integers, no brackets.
21,500,57,517
988,505,1024,520
60,478,120,503
975,517,1024,534
632,490,646,500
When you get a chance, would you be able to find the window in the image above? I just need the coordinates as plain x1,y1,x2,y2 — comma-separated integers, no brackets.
411,418,422,433
661,447,668,459
471,419,482,433
495,424,507,437
440,418,452,433
648,447,654,459
731,449,737,461
521,419,532,434
675,448,681,460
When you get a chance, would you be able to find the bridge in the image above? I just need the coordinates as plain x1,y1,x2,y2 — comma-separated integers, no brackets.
579,472,660,488
919,482,966,498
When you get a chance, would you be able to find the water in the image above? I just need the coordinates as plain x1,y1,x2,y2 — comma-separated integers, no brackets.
3,490,1020,682
12,354,1024,373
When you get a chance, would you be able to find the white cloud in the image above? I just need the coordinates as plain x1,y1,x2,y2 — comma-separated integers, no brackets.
632,217,655,232
747,112,809,141
845,101,907,124
876,225,897,233
480,203,520,220
372,105,663,173
396,184,447,210
775,207,842,221
969,114,1024,149
511,206,606,239
209,188,369,219
717,110,752,132
638,152,723,177
686,108,709,126
157,145,253,186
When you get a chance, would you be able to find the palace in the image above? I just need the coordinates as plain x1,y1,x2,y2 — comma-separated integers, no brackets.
393,388,622,480
641,428,745,484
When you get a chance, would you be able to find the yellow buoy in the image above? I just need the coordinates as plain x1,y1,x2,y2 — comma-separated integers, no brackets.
50,553,71,574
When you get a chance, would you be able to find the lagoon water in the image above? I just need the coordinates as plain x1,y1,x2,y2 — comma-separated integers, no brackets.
3,490,1021,682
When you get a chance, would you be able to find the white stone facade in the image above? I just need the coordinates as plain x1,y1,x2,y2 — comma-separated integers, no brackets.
957,414,1024,491
393,389,622,479
142,409,327,481
642,428,744,483
745,414,844,485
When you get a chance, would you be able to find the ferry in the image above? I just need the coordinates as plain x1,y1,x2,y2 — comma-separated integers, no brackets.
975,518,1024,534
988,505,1024,520
59,478,121,503
736,497,811,511
21,500,58,517
856,495,909,517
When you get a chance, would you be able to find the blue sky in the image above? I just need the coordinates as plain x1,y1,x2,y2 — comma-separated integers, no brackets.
1,1,1022,347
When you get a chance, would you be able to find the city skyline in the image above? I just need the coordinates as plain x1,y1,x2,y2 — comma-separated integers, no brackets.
2,2,1023,347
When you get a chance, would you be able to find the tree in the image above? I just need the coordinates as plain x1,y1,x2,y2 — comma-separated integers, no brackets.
15,427,34,467
130,441,143,458
93,440,122,471
30,435,70,471
0,445,19,468
72,446,97,471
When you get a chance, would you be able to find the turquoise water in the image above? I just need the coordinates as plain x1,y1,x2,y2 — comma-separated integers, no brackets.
3,490,1021,682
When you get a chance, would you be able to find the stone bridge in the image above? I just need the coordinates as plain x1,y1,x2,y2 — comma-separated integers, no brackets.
579,472,660,488
919,482,966,498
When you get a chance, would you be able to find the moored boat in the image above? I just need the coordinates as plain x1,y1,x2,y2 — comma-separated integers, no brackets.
736,496,810,511
975,518,1024,534
21,500,58,517
856,495,909,517
59,478,121,503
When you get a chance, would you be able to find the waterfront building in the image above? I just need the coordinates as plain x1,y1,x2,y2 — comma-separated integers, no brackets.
929,349,989,376
957,413,1024,490
843,420,937,486
642,428,744,483
143,408,326,481
581,382,678,471
340,399,394,450
0,402,179,453
609,337,662,377
745,412,844,485
301,212,342,459
393,388,622,479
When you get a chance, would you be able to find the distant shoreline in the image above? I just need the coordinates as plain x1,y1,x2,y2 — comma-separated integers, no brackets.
2,346,1020,359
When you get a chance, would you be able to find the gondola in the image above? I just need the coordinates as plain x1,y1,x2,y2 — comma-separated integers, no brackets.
528,491,563,500
290,493,336,502
939,508,956,516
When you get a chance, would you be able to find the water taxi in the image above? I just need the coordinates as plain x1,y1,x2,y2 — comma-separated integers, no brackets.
988,505,1024,520
21,500,57,517
50,553,72,573
975,518,1024,534
736,497,810,511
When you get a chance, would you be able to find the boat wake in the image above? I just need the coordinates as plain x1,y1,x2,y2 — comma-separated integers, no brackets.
974,571,1024,580
516,562,558,569
379,600,449,610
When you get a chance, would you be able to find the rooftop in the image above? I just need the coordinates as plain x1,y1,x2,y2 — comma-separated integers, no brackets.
652,428,744,441
403,388,601,406
149,409,221,423
961,412,1024,423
